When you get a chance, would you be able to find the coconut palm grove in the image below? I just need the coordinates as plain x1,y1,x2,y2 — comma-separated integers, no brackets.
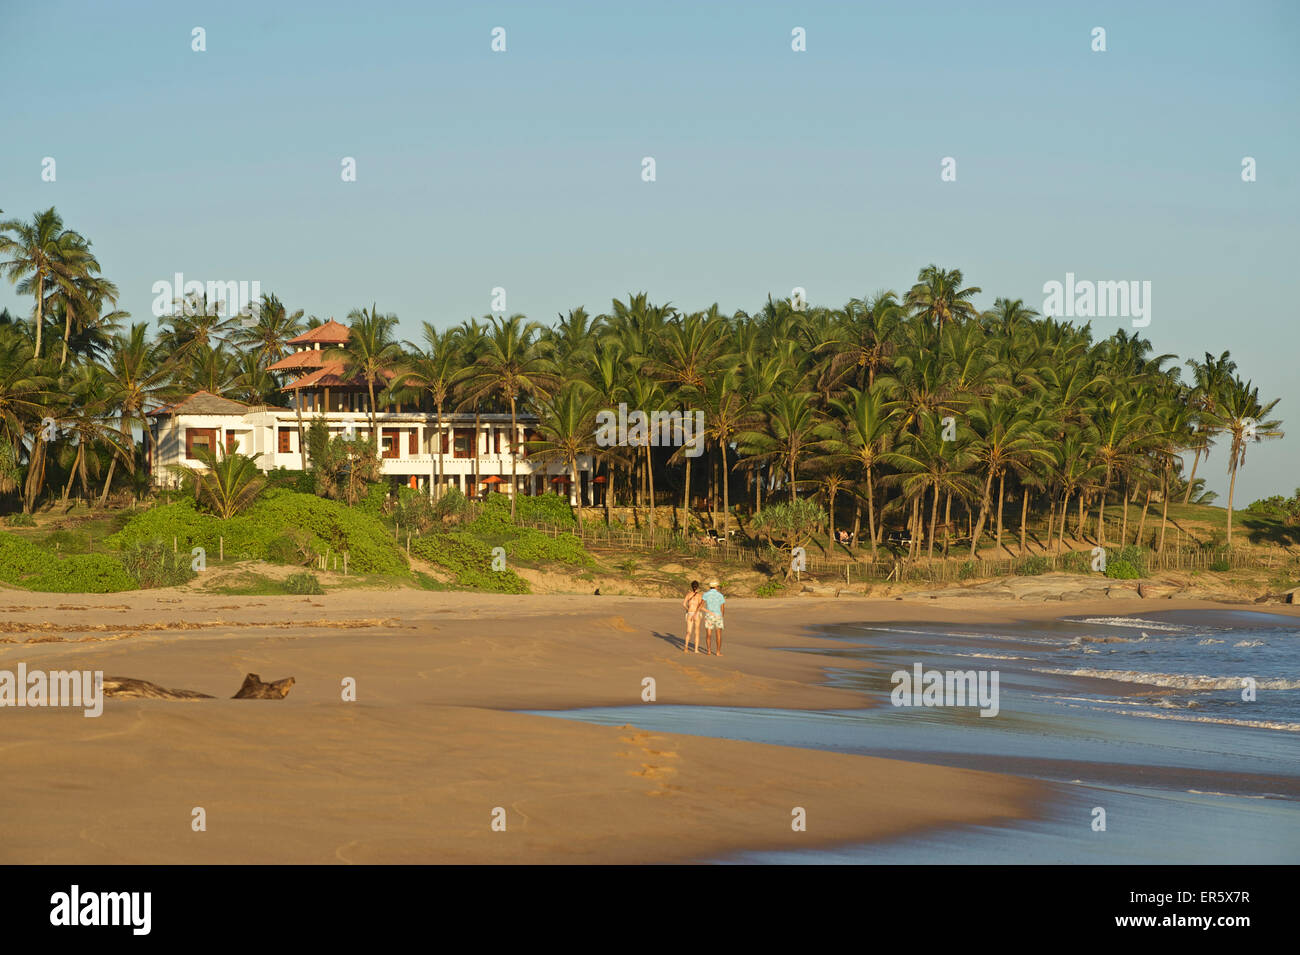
0,205,1290,594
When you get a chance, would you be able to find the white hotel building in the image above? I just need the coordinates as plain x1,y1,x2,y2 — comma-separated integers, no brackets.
147,320,595,502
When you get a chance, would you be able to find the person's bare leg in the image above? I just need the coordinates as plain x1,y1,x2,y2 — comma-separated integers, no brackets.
716,630,723,657
705,626,714,655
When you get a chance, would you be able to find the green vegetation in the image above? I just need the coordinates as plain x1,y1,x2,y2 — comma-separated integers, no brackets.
408,494,595,592
106,489,407,574
0,531,135,592
1015,555,1050,576
755,579,785,597
283,571,324,595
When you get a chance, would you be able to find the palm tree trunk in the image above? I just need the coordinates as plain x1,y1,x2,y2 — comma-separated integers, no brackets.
866,466,878,560
995,473,1007,554
1019,486,1030,554
62,446,82,504
435,404,445,500
927,481,940,560
1120,476,1131,544
720,442,730,541
1227,456,1239,546
472,410,481,501
61,305,73,368
509,396,519,520
1058,490,1070,551
98,455,118,506
970,469,995,558
570,458,584,531
827,483,836,550
683,456,692,522
1136,487,1152,548
1158,466,1171,553
1096,474,1110,547
34,273,45,359
1182,446,1201,504
645,443,656,533
943,491,952,557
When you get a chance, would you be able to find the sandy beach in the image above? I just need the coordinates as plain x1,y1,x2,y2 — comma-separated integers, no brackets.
2,590,1294,864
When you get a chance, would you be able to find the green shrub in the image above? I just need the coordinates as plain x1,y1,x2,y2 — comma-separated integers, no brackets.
410,532,530,594
1104,559,1141,580
1060,550,1090,573
5,513,35,527
0,532,135,593
106,490,407,575
507,530,593,566
267,528,316,566
515,492,576,527
119,540,198,589
1015,555,1050,576
283,571,324,595
1208,557,1231,572
434,486,471,524
756,579,784,597
1104,545,1146,577
958,560,977,580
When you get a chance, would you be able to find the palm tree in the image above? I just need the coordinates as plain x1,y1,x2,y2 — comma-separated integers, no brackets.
399,323,464,499
966,400,1052,557
527,382,601,530
905,264,982,337
177,446,266,519
1213,379,1283,545
103,324,178,491
458,314,554,518
823,384,895,558
58,363,132,505
344,304,403,439
0,208,99,360
737,391,822,502
236,292,306,374
1182,350,1237,503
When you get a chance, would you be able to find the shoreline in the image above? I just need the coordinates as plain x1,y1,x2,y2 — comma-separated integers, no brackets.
1,590,1294,863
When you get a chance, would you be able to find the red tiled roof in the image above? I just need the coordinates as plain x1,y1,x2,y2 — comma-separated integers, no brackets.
148,390,250,417
287,319,350,345
266,350,332,372
282,362,399,391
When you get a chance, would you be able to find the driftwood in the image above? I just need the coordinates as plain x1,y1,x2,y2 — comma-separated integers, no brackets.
100,673,295,700
231,673,296,699
103,677,214,700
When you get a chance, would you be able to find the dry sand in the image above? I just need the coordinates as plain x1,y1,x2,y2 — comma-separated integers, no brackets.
3,589,1289,863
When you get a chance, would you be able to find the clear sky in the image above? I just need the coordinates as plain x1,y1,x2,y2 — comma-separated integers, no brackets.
2,0,1297,501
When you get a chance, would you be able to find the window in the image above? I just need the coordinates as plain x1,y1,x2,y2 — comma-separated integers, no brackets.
408,430,418,455
185,428,217,458
381,428,400,459
278,428,293,454
226,433,239,453
453,429,474,459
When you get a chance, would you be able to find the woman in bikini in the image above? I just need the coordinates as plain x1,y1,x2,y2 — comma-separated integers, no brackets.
681,580,703,653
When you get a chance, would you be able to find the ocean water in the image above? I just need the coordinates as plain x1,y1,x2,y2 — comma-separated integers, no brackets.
531,609,1300,863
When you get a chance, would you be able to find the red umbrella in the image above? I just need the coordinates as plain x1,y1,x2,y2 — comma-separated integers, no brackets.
551,476,569,483
481,475,503,484
593,475,607,483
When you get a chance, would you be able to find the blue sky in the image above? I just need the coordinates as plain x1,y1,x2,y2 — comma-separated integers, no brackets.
2,0,1297,501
